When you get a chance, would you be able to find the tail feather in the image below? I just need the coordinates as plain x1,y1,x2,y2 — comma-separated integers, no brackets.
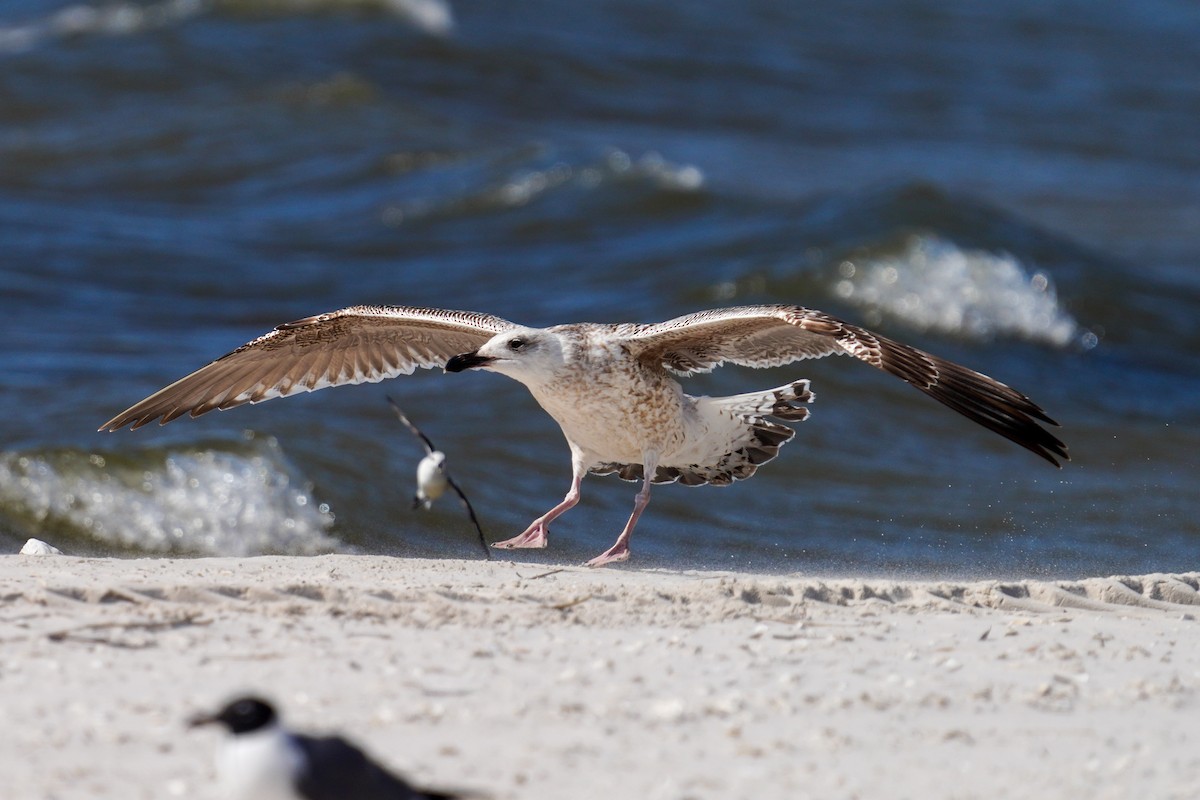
590,380,814,486
710,379,814,421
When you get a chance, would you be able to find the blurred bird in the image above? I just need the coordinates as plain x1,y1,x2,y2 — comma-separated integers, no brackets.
387,397,490,559
188,696,461,800
413,450,450,511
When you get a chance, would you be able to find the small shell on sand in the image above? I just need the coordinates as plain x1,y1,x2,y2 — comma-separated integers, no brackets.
19,538,63,556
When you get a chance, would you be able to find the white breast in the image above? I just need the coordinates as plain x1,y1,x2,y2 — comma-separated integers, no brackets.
215,726,305,800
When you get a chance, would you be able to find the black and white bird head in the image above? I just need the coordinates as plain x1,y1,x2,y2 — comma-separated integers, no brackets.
445,327,565,384
189,697,300,800
189,696,279,735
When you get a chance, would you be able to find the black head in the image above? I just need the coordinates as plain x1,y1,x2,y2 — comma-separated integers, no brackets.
189,696,278,735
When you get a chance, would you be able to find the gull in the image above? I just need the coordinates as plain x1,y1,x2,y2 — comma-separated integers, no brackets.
100,304,1068,566
386,396,491,559
187,696,460,800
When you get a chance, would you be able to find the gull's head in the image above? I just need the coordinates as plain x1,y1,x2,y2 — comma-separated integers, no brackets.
445,328,564,383
188,696,279,736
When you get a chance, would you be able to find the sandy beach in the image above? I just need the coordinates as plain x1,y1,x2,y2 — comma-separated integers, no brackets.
2,554,1198,799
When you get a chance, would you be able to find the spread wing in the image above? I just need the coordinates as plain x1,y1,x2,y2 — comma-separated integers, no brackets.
622,305,1069,467
99,306,515,431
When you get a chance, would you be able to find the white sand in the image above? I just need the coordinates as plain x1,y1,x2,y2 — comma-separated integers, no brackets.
2,555,1198,799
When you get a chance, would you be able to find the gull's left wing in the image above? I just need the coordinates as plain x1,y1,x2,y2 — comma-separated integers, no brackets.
621,304,1069,467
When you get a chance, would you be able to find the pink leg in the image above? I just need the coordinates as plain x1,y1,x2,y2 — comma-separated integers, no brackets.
586,455,657,568
492,451,586,550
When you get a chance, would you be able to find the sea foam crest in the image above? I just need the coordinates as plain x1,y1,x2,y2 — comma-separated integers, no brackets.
494,149,704,207
0,0,451,54
0,435,337,556
382,148,704,226
832,234,1083,347
0,0,205,53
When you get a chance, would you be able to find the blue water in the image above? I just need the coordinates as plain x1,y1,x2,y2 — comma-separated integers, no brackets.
1,0,1197,577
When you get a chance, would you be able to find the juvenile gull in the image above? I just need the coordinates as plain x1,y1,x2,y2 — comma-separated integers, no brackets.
100,304,1068,566
188,696,460,800
386,395,491,559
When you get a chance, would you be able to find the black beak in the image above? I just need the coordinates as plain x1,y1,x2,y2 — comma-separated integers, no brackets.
445,352,494,373
187,712,218,729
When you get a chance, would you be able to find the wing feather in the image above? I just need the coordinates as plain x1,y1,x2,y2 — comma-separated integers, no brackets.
100,306,515,431
623,305,1068,467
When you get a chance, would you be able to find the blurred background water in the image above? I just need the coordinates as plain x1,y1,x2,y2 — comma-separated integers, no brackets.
1,0,1196,577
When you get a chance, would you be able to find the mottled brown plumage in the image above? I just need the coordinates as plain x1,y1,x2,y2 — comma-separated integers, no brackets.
101,304,1067,565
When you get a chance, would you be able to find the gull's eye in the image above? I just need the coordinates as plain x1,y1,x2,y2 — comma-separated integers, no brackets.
508,338,526,351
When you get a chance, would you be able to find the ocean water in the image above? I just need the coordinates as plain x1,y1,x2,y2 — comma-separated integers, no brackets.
1,0,1197,577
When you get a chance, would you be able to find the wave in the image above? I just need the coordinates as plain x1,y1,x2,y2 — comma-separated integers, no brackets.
380,148,705,227
218,0,452,34
830,234,1088,349
0,0,451,54
0,432,338,556
707,184,1098,350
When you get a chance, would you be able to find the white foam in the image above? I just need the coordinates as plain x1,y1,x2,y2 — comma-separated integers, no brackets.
491,149,703,209
832,234,1084,348
0,435,337,556
0,0,205,53
380,0,453,35
220,0,454,36
0,0,452,54
382,148,704,225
